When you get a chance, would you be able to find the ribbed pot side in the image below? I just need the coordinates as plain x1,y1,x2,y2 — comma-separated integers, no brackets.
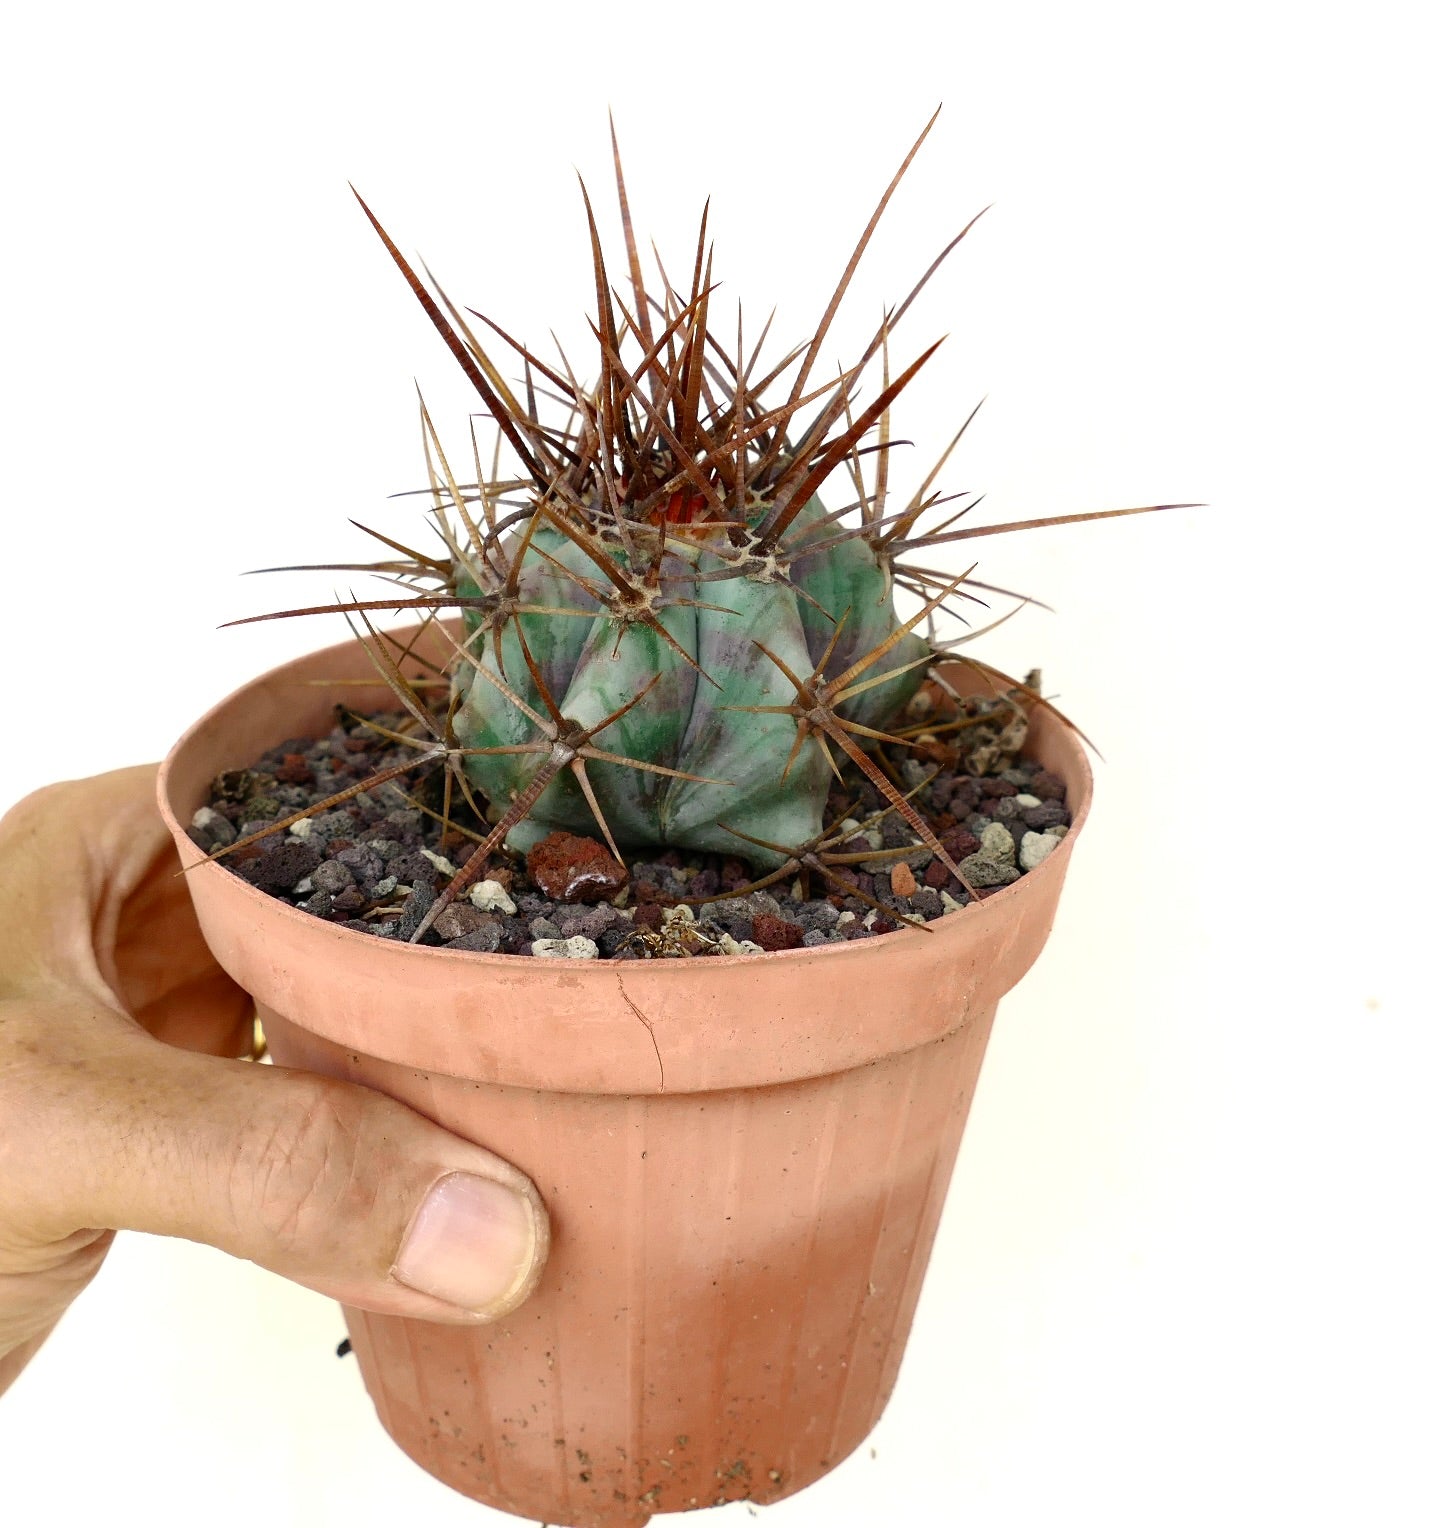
158,623,1091,1528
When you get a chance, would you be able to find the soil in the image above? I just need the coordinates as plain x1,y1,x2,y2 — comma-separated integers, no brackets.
188,685,1070,960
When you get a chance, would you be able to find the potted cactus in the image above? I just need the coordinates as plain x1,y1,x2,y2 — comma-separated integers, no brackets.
158,115,1184,1527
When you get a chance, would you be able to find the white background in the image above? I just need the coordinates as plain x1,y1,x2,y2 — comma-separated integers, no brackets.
1,2,1429,1524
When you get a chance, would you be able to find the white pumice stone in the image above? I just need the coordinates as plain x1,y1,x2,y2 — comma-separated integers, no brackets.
1019,831,1062,871
532,936,600,960
470,880,518,915
420,848,458,877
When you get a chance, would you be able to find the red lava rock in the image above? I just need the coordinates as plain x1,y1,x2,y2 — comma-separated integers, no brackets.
910,736,957,767
720,856,751,892
1030,769,1067,802
273,752,314,785
526,831,628,903
979,778,1019,798
923,858,950,890
949,781,984,813
751,913,804,952
890,861,919,898
633,903,664,930
940,829,983,864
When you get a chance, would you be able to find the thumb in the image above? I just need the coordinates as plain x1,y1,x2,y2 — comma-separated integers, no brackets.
4,999,549,1324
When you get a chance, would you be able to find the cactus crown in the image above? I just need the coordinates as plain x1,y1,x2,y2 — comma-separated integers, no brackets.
232,115,1184,944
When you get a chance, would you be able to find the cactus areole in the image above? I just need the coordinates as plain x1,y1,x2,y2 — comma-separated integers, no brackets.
238,116,1182,935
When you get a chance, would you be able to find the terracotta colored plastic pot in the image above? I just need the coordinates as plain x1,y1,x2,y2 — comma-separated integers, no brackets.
158,621,1090,1528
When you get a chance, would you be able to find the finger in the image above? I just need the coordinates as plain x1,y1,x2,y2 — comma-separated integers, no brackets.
0,769,253,1056
1,999,549,1325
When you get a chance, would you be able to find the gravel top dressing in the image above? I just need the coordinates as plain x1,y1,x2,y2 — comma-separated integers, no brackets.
190,691,1069,960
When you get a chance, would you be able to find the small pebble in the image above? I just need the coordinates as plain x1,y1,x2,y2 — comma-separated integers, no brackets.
239,840,319,893
890,861,918,898
751,913,804,952
716,932,765,957
395,881,435,942
980,822,1017,866
532,936,600,960
958,855,1022,889
311,860,356,895
470,880,518,915
1019,831,1061,871
433,904,485,940
189,806,237,849
527,831,629,902
445,923,505,954
1030,769,1066,801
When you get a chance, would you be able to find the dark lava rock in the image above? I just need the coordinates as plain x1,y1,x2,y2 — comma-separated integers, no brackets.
310,859,356,895
237,840,319,894
444,918,505,954
395,881,436,942
433,903,485,941
957,855,1022,890
1021,801,1070,831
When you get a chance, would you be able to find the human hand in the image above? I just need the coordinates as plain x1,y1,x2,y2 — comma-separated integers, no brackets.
0,766,548,1396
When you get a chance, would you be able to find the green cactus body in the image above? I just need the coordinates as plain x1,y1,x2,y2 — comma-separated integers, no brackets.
451,494,927,868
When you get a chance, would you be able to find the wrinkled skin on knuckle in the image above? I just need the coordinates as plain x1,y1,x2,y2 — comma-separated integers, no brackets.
229,1076,390,1274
